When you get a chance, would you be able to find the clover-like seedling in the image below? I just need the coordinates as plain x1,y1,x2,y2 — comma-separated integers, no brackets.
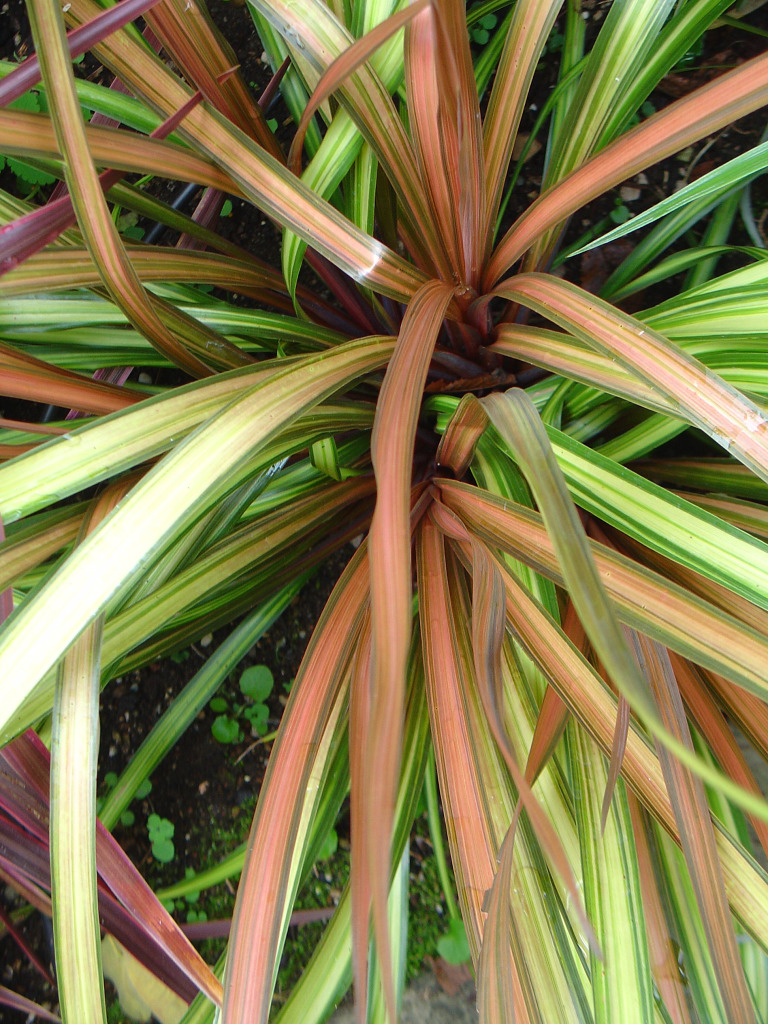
135,779,152,800
239,665,273,702
98,774,152,818
209,666,275,743
1,93,57,190
239,665,274,737
211,713,242,744
469,12,497,46
183,867,200,905
147,813,175,864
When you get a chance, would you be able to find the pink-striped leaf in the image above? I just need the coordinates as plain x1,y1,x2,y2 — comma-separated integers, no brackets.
434,500,599,957
437,479,768,708
627,792,693,1024
611,530,768,640
628,633,757,1024
222,546,369,1024
419,518,590,1021
435,392,489,478
25,2,245,377
2,247,295,302
490,325,678,417
485,51,768,286
0,105,237,197
476,819,525,1024
405,0,485,285
365,280,455,1019
472,542,768,943
0,343,139,414
0,87,237,277
143,0,281,156
704,670,768,776
63,0,428,303
481,0,562,249
602,692,631,835
348,614,373,1024
523,600,582,787
0,0,163,107
416,518,499,959
671,654,768,862
492,275,768,487
433,0,486,286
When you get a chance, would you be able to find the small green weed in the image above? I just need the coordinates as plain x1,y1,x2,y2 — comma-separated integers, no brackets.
209,665,274,744
162,868,208,923
610,197,632,225
147,813,175,864
436,917,471,965
117,209,145,241
469,11,497,46
1,92,56,190
98,773,151,826
315,827,338,862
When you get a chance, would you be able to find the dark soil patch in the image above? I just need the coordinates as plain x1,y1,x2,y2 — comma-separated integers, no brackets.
100,545,354,886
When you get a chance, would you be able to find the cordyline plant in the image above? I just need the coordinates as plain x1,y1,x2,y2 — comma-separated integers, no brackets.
2,0,768,1020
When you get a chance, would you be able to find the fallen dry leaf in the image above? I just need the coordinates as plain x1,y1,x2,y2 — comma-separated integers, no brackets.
424,955,474,995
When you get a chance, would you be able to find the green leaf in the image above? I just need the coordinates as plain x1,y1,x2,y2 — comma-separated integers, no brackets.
50,612,106,1024
569,723,654,1023
209,697,229,713
6,156,57,186
243,704,269,734
134,779,152,800
147,814,174,841
0,336,393,737
239,664,274,702
545,425,768,613
436,917,470,965
211,715,240,744
121,223,145,241
309,436,346,482
572,138,768,257
184,868,200,904
151,837,176,864
315,827,338,863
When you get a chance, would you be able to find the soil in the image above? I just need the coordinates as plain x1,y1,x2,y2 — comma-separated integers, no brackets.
1,1,768,1020
329,972,477,1024
98,547,352,881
